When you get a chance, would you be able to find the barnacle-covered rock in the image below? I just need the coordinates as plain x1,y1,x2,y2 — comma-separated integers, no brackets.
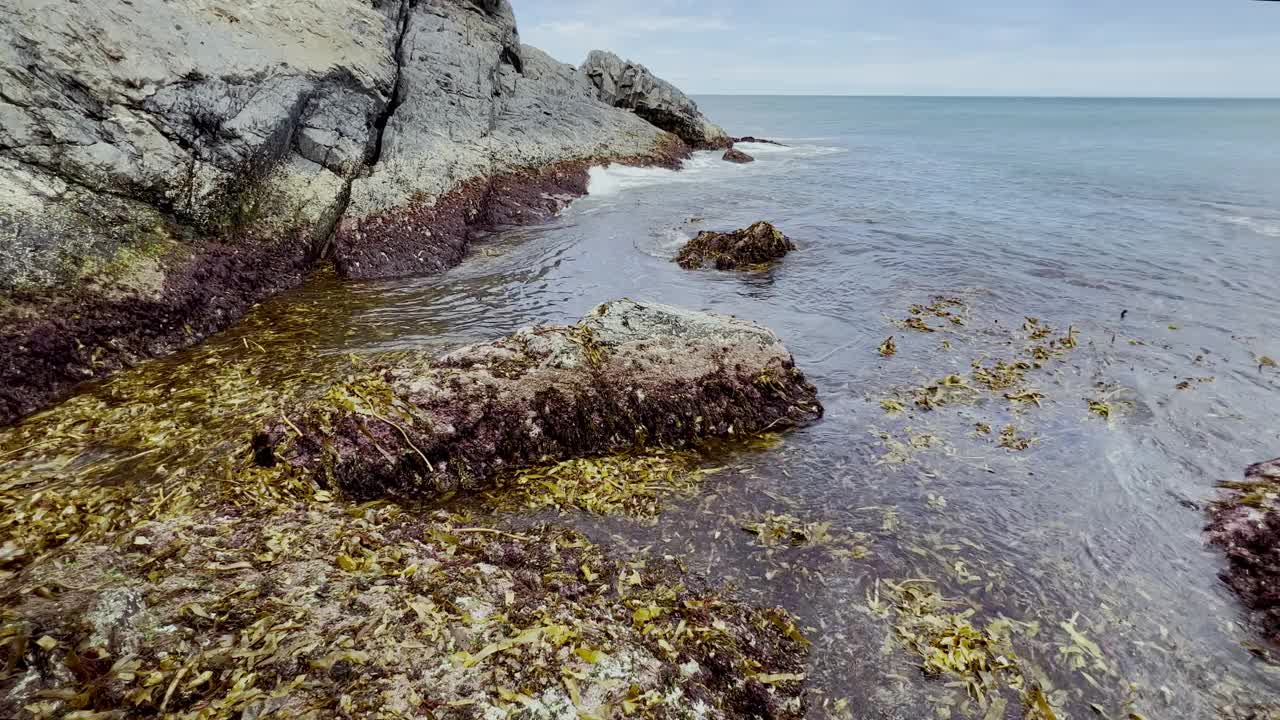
271,299,822,501
675,221,796,271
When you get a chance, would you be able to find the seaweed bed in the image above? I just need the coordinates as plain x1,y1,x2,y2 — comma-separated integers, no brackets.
0,299,816,719
1,498,807,719
5,286,1280,720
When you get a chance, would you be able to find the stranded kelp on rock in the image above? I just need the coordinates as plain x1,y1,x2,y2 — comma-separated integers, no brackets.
674,222,796,271
1206,458,1280,643
0,501,809,719
269,299,823,503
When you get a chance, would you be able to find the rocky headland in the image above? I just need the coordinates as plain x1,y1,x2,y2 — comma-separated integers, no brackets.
0,0,730,426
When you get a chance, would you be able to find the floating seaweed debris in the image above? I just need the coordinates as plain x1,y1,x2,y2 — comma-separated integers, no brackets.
1087,399,1112,419
867,578,1058,713
880,398,907,415
484,448,723,519
739,511,872,561
998,425,1034,451
1174,377,1214,391
879,336,898,358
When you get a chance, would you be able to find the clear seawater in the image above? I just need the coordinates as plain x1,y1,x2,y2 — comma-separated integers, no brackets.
8,96,1280,717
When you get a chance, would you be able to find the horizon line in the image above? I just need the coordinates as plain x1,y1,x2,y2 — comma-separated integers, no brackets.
689,93,1280,100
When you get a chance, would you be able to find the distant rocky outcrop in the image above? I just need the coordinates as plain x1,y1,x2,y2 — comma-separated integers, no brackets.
580,50,730,149
268,299,822,501
675,221,796,270
724,147,756,164
1206,457,1280,642
0,0,726,425
735,136,787,146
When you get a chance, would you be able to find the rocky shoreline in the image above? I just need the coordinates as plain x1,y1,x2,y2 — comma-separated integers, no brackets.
0,0,735,425
1,501,810,719
0,2,825,717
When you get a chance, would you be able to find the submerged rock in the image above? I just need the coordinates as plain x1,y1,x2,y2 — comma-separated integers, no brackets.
580,50,731,149
271,299,821,502
1206,458,1280,641
0,502,809,718
675,221,796,270
723,147,756,164
734,136,788,146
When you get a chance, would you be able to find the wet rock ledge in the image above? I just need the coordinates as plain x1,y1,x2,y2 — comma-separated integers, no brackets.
1207,458,1280,641
271,299,823,502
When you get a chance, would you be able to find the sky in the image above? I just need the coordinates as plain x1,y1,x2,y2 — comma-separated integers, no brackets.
516,0,1280,97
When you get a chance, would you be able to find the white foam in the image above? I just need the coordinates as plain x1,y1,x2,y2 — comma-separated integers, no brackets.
585,164,677,197
583,142,846,199
733,141,794,155
586,151,722,197
1223,214,1280,238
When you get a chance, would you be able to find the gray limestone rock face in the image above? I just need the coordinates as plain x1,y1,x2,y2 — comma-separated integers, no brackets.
341,3,672,222
580,50,730,149
0,0,400,291
0,0,727,425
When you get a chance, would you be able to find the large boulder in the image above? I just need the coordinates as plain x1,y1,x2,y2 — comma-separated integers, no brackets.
675,221,796,271
580,50,730,149
0,0,400,426
1206,458,1280,641
270,299,822,501
724,147,756,164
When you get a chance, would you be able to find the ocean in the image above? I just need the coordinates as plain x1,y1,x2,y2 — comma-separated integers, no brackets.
10,96,1280,716
389,95,1280,717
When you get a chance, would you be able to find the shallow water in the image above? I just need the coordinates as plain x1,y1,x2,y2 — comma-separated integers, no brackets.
5,96,1280,717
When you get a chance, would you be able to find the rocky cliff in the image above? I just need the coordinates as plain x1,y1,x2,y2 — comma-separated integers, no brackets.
0,0,727,425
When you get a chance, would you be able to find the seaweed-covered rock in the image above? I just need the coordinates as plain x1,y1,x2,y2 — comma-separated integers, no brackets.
734,136,787,146
272,299,822,501
675,221,796,271
724,147,756,164
0,502,809,719
1206,458,1280,641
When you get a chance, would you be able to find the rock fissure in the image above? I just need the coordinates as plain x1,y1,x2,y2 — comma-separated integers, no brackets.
366,0,413,169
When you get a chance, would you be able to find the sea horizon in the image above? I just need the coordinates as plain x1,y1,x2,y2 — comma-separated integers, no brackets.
694,92,1280,100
